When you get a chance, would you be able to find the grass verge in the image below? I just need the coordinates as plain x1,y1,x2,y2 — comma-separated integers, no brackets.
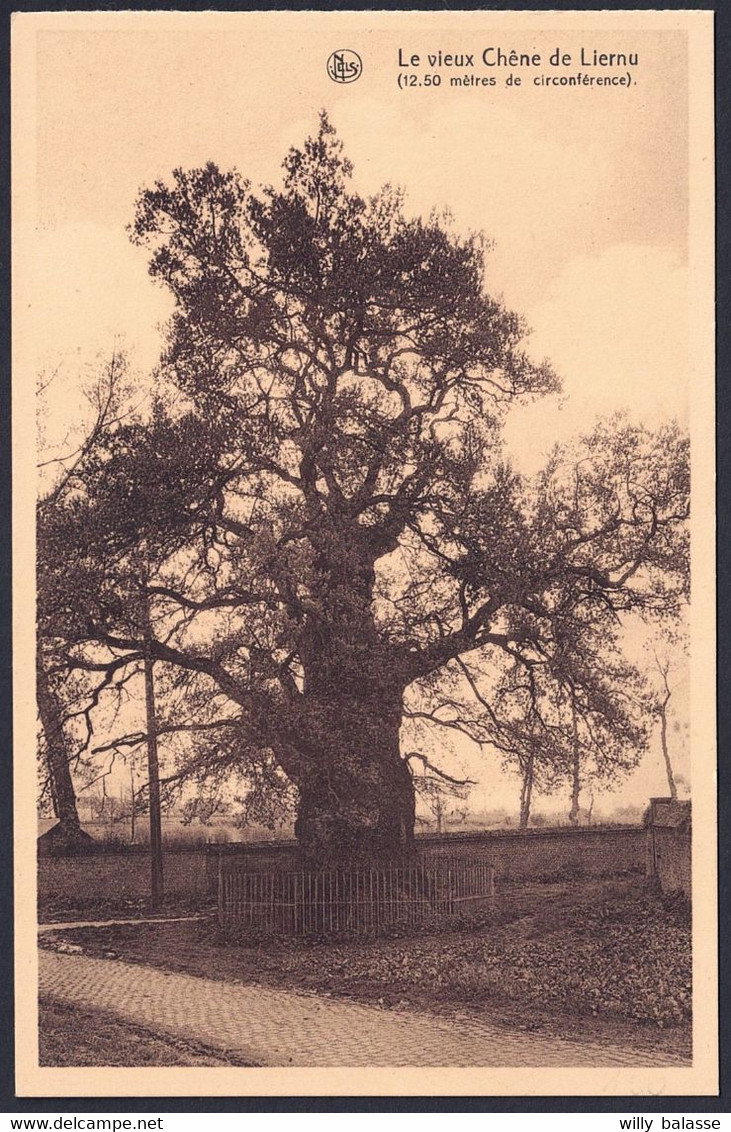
39,998,256,1067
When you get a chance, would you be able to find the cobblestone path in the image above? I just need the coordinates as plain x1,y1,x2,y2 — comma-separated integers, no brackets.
39,950,684,1068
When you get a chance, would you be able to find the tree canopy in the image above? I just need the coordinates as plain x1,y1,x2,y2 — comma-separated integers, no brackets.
37,114,690,863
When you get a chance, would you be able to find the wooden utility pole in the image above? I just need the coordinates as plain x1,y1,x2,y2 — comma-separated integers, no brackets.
129,759,136,844
568,690,581,827
143,600,164,908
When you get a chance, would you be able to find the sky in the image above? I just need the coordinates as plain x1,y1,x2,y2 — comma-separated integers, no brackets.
17,12,698,818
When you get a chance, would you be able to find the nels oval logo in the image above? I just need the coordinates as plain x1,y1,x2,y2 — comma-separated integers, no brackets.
327,50,363,83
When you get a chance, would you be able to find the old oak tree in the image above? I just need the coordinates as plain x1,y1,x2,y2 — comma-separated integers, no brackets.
39,116,689,863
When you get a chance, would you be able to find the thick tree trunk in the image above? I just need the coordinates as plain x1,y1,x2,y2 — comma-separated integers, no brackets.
286,521,417,865
292,694,416,865
36,659,92,850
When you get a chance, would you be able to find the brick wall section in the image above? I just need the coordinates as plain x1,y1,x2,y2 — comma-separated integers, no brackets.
38,847,211,915
647,798,692,897
38,826,647,914
652,827,691,895
208,826,647,892
418,826,646,881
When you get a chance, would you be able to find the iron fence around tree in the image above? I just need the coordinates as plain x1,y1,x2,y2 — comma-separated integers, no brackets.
217,857,496,939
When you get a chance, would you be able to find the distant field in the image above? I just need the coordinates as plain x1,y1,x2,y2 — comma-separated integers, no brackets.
37,817,293,846
37,813,633,847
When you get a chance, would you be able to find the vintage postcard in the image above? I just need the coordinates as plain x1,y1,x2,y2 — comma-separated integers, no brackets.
12,9,716,1098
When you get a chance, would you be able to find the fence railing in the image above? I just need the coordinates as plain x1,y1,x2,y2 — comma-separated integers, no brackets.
218,858,495,939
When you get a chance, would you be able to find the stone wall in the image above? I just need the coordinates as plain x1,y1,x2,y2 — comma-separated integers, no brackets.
37,825,648,915
37,846,210,916
208,825,647,890
646,798,691,897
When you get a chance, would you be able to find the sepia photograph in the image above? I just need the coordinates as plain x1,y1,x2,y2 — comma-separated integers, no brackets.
11,9,716,1097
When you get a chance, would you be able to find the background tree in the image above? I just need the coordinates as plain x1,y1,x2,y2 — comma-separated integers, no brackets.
36,353,137,848
406,751,473,833
646,624,689,801
406,617,650,830
41,115,690,864
656,660,677,801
